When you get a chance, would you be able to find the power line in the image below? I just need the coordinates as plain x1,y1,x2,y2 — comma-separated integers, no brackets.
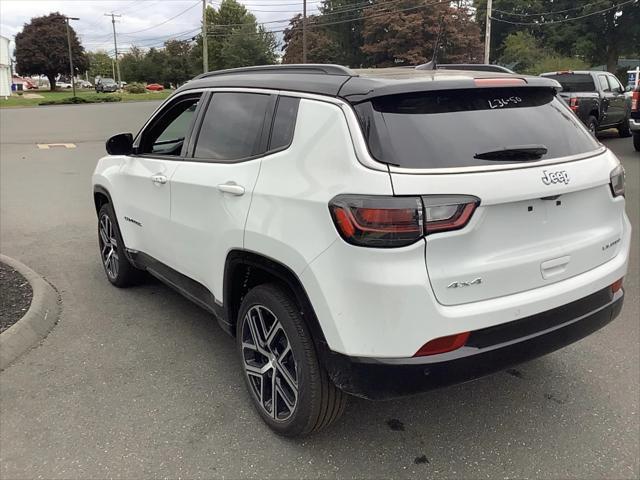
493,0,611,18
204,0,438,28
118,0,201,35
492,0,637,26
205,0,453,36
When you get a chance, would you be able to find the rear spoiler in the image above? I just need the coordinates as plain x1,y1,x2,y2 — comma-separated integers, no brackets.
339,76,562,104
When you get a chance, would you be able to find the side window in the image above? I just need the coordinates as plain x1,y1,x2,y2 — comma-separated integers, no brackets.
269,96,300,151
607,75,623,93
194,92,271,161
139,95,201,156
598,75,611,92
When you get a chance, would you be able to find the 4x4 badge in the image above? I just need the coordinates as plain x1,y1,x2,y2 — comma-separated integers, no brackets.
447,278,482,288
541,170,570,185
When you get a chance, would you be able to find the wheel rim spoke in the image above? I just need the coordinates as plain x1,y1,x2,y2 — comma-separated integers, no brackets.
241,304,298,422
99,213,119,279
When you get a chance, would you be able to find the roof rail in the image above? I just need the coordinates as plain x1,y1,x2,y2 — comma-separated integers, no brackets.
195,64,355,80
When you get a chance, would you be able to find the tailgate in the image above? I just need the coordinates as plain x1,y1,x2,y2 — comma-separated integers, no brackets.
391,151,626,305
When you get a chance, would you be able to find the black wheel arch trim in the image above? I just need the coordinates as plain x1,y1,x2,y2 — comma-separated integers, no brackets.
223,249,332,361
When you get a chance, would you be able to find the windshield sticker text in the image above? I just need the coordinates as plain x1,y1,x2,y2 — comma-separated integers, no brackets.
488,96,523,109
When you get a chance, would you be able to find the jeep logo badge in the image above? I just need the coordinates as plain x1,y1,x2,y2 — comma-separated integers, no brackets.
541,170,570,185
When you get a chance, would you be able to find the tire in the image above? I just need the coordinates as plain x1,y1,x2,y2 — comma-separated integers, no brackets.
618,117,632,138
97,203,141,287
236,283,346,436
587,115,598,136
634,132,640,152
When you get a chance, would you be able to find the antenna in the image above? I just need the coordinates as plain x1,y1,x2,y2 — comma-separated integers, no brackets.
416,17,445,71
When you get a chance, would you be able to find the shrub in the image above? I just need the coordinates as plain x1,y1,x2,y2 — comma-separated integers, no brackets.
124,82,146,94
39,95,122,106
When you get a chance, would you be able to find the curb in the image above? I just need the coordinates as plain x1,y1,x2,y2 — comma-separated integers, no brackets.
0,254,60,371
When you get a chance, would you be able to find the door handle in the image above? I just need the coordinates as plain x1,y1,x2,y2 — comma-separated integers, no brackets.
151,174,167,185
217,182,245,196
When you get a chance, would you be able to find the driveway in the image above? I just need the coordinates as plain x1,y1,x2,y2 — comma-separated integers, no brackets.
1,102,638,479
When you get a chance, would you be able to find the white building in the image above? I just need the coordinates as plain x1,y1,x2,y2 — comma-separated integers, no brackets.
0,35,11,99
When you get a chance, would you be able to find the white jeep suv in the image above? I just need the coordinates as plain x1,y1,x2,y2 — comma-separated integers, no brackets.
92,64,631,436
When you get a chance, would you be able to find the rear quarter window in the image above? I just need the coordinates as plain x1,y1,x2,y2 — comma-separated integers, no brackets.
269,96,300,151
543,74,596,92
354,87,600,169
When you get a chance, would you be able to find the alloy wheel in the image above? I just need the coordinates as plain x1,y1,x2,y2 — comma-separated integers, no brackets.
99,213,119,280
241,305,298,421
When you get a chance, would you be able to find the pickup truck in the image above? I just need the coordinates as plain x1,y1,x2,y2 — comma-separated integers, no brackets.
541,70,631,137
630,83,640,151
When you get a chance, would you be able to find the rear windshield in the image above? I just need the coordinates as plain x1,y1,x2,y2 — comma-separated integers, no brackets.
354,87,599,169
543,74,596,92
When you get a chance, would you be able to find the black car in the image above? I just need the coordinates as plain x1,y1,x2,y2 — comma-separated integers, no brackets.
95,78,118,93
541,70,632,137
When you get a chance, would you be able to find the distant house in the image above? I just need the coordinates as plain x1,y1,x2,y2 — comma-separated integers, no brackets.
0,35,11,99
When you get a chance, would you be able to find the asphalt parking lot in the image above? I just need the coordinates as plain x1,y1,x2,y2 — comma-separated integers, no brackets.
1,102,638,479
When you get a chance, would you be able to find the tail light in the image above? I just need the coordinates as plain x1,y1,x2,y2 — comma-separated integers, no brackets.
610,164,625,197
329,195,479,248
414,332,470,356
632,90,639,112
569,97,579,112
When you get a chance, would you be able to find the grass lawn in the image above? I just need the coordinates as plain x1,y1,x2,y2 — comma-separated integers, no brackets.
0,89,173,108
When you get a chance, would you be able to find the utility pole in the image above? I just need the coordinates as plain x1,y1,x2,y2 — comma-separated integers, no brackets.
484,0,492,64
202,0,208,73
302,0,307,63
65,16,79,97
105,13,122,85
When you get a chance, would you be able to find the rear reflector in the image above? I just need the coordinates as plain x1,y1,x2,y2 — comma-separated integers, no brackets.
414,332,470,356
474,78,526,87
611,278,623,293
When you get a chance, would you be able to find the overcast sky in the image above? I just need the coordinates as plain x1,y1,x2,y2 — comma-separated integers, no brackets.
0,0,320,55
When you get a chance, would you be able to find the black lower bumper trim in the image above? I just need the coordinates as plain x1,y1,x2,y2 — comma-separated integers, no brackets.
324,290,623,400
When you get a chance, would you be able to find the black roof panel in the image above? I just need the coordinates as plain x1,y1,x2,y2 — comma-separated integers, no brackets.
175,64,560,103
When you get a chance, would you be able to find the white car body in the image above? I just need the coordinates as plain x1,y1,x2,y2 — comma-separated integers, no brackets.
92,65,630,409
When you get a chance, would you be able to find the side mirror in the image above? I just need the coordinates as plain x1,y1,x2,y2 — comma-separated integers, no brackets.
106,133,133,155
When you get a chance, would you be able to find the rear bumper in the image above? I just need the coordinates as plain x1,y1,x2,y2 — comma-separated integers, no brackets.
629,118,640,132
324,288,623,400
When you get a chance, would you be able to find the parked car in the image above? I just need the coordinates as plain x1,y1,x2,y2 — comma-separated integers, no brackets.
541,70,632,137
629,83,640,151
56,81,72,89
93,64,630,436
95,78,118,93
145,83,164,91
76,80,93,89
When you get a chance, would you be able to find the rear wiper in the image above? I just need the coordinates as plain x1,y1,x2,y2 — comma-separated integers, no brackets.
474,145,548,161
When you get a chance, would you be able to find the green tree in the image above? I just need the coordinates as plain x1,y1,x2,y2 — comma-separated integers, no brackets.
163,40,197,87
119,46,146,82
476,0,640,72
282,14,341,63
319,0,368,67
141,48,167,84
14,12,89,91
500,31,543,72
87,50,113,81
191,0,277,72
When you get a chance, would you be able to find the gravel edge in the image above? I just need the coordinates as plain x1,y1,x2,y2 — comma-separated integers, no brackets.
0,254,60,371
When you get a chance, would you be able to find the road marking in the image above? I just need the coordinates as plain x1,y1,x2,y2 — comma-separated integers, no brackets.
37,143,76,149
